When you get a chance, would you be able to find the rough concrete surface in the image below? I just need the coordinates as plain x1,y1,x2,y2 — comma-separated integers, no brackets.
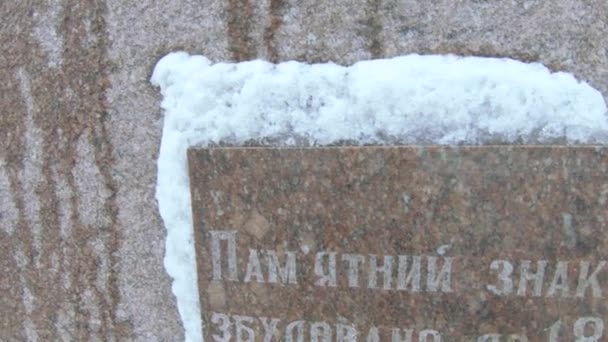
0,0,607,341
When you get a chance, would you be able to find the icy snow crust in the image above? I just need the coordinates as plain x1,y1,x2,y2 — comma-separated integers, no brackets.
151,52,608,342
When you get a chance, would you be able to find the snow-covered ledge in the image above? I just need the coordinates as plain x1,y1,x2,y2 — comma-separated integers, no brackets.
151,52,608,342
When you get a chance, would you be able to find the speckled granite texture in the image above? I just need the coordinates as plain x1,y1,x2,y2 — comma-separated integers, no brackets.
1,0,608,340
189,146,608,341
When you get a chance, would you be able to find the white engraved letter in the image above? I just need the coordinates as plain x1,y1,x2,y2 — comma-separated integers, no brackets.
397,256,421,292
487,260,514,296
366,327,380,342
573,316,604,341
343,254,366,288
477,334,500,342
336,324,357,342
260,317,280,342
369,255,394,290
211,312,232,342
576,261,606,298
419,329,441,342
315,252,337,287
517,260,548,297
234,315,255,342
427,256,453,293
392,328,413,342
267,250,298,285
209,230,238,281
311,321,332,342
547,261,570,297
285,320,305,342
244,249,264,283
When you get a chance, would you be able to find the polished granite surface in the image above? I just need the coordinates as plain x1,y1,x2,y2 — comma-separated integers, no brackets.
189,146,608,340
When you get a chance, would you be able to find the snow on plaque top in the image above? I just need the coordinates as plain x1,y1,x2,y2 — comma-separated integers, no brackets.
151,53,608,342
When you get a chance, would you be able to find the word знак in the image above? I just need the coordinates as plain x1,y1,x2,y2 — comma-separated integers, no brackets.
486,259,606,298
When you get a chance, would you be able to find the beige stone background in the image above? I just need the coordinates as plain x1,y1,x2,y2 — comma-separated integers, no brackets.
0,0,607,341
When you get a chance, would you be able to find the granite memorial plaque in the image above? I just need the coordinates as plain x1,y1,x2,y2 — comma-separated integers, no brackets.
188,146,608,341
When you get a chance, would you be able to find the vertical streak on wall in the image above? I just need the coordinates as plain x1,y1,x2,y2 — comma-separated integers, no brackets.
87,1,123,339
0,159,18,342
31,0,64,68
0,10,30,334
264,0,284,63
227,0,258,61
365,0,385,58
0,161,18,235
56,0,123,339
72,132,113,340
51,163,76,342
0,0,130,340
28,2,69,339
15,68,41,342
16,68,43,271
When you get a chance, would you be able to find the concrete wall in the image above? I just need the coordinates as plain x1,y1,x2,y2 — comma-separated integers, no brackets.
1,0,606,340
